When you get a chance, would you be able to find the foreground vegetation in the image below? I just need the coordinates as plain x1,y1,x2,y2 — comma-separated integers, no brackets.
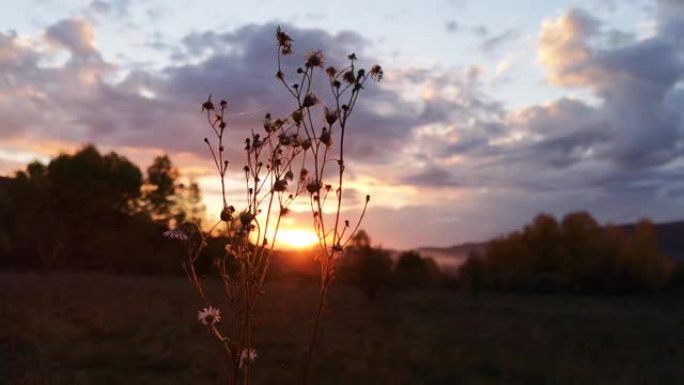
3,272,684,385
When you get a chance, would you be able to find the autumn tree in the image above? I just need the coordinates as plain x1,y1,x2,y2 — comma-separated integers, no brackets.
470,212,671,294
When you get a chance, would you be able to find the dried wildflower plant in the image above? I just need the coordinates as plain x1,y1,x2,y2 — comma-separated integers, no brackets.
167,26,382,385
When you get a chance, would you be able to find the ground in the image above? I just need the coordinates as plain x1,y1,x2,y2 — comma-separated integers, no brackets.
2,272,684,384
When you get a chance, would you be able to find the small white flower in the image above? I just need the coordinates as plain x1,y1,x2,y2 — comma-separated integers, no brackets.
197,306,221,325
239,348,258,368
163,229,188,241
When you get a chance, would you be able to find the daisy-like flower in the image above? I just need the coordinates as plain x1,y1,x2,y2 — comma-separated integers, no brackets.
239,348,258,368
197,306,221,325
163,228,188,241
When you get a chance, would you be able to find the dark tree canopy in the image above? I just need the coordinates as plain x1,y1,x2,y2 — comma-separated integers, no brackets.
0,145,190,272
460,212,672,294
341,230,393,300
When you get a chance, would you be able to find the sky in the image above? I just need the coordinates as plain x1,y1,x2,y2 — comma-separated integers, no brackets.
1,0,683,249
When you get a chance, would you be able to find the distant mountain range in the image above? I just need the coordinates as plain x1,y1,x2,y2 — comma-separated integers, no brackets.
417,220,684,275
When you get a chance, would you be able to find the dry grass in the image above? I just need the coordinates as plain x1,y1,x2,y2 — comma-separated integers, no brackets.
2,272,684,384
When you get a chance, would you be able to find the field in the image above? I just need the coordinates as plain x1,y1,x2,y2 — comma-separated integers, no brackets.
2,272,684,385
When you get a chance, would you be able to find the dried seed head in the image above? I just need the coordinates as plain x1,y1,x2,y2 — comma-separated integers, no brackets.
202,95,214,111
252,134,262,149
292,110,303,125
300,138,311,150
273,178,288,192
324,107,338,125
302,93,319,108
278,133,292,146
343,71,356,84
276,26,293,54
320,128,331,146
220,205,235,221
306,180,321,194
370,64,384,81
239,211,255,226
263,114,272,131
325,66,337,78
305,50,324,68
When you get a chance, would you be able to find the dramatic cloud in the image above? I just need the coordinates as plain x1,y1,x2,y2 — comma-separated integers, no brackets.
2,1,684,248
1,19,416,163
385,1,684,246
537,5,683,167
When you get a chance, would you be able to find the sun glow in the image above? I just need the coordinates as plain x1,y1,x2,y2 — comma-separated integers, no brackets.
275,229,319,249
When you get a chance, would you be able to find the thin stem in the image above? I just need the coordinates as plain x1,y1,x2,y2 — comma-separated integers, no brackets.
301,284,328,385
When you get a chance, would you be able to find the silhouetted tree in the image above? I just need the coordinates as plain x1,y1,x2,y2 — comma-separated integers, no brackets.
622,219,670,291
393,250,443,289
143,154,179,225
341,230,393,300
477,212,671,294
458,250,486,298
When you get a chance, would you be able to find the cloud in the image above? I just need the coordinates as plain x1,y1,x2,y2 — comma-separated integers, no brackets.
395,1,684,221
88,0,132,17
45,17,98,58
2,4,684,248
445,20,460,33
445,19,489,37
480,28,519,53
537,6,684,168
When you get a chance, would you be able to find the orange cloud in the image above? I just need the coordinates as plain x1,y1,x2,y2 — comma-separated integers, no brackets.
538,9,600,87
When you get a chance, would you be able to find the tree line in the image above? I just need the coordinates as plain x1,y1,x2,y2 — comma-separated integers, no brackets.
458,212,680,295
338,230,446,300
2,147,681,296
0,144,204,273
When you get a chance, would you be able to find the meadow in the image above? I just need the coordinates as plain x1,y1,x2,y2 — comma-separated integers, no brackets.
2,272,684,385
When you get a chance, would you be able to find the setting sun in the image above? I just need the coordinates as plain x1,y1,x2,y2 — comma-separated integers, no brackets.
275,229,319,249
